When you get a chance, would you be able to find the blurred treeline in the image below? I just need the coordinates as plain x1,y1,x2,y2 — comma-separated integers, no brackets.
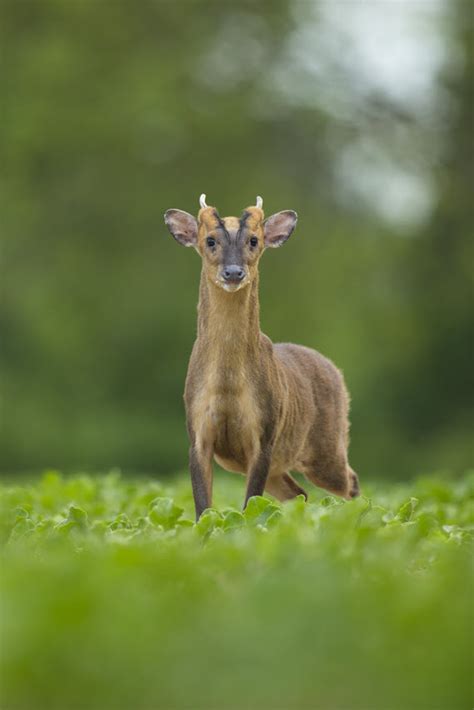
1,0,472,478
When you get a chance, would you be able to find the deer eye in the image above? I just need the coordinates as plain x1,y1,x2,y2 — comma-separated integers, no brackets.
250,236,258,248
206,237,216,248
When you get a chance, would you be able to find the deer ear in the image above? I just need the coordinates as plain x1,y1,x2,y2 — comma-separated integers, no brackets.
164,209,198,247
264,210,297,248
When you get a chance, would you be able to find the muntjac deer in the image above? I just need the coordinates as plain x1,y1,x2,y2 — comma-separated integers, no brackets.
164,195,360,519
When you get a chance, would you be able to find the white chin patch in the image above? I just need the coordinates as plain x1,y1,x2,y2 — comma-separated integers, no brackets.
219,281,247,293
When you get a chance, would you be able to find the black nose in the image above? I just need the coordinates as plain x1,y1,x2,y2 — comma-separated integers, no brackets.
223,265,245,283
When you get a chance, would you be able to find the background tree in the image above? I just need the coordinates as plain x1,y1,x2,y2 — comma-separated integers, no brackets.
1,0,471,478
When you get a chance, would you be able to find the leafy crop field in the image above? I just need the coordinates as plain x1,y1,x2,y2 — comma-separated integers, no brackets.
1,471,472,710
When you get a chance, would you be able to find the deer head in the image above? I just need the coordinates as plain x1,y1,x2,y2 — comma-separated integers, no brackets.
164,195,297,292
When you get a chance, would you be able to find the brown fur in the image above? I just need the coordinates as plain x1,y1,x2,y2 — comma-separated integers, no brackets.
164,200,360,518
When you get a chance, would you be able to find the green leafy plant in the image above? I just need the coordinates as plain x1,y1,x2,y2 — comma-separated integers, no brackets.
0,471,472,710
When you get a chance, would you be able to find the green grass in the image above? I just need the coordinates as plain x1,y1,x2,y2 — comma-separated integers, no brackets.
1,471,473,710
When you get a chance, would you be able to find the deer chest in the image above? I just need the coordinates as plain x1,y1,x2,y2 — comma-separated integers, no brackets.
189,376,261,470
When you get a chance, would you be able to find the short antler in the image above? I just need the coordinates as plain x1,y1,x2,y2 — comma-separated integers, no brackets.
199,194,208,209
256,196,263,209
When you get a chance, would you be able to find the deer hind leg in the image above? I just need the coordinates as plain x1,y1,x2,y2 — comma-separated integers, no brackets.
347,466,360,498
302,452,360,500
265,473,308,502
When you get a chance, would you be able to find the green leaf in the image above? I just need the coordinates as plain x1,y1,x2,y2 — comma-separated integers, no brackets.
320,496,339,508
244,496,280,526
195,509,224,538
148,497,184,528
14,506,30,520
68,505,88,527
9,508,36,540
396,497,419,523
265,509,283,528
109,513,132,531
222,510,245,531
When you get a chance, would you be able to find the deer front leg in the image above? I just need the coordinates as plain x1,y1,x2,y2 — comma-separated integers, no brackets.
189,440,213,521
244,445,272,508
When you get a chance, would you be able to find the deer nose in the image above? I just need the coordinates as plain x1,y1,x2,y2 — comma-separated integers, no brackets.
223,265,245,283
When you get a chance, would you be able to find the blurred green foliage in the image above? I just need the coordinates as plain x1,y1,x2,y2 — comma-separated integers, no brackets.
1,0,472,477
1,471,472,709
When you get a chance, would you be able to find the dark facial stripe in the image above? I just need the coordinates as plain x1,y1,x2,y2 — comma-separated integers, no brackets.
234,211,252,246
238,211,251,241
240,210,250,226
222,216,252,267
222,230,244,266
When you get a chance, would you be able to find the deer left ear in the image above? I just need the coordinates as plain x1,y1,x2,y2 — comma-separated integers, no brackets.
264,210,298,248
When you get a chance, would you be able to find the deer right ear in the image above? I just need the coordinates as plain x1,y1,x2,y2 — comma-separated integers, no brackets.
164,209,198,247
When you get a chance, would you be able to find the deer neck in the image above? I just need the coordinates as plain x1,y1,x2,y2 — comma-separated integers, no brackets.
197,269,261,364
